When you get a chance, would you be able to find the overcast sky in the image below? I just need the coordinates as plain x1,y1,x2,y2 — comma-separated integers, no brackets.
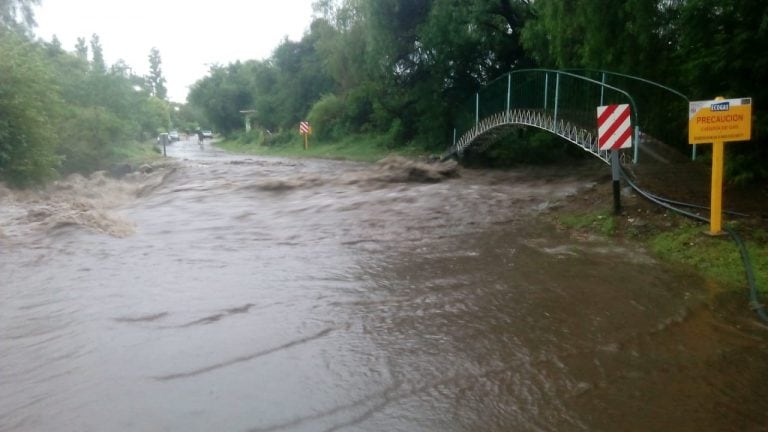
34,0,317,102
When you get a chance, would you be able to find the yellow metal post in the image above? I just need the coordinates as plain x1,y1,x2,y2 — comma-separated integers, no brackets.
709,140,724,235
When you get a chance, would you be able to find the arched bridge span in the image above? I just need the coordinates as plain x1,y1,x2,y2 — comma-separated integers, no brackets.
443,69,690,165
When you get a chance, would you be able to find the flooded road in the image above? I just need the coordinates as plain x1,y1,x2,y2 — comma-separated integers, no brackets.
2,139,767,431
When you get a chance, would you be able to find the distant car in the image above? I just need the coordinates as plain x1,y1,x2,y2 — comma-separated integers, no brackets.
201,130,213,139
168,130,180,142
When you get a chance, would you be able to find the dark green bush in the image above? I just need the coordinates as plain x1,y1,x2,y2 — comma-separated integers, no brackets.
0,33,60,186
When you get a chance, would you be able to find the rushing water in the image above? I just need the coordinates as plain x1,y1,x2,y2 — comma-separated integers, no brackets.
1,139,767,432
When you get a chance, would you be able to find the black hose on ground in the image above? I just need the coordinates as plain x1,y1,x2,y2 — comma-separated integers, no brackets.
620,169,768,324
726,227,768,323
638,190,750,218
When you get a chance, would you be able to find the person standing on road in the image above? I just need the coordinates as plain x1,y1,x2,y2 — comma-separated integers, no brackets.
197,129,205,147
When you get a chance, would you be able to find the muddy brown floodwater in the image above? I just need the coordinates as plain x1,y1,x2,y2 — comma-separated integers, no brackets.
1,139,767,432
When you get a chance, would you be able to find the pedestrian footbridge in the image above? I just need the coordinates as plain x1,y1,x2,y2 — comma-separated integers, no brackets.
442,69,691,165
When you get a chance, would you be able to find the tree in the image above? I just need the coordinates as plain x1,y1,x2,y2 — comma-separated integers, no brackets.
521,0,671,78
75,36,88,62
671,0,768,182
269,22,335,129
49,34,62,50
188,19,336,135
110,59,131,77
183,0,764,181
187,0,536,146
147,47,167,100
0,31,60,186
0,13,174,184
40,33,172,173
520,0,767,181
318,0,535,146
0,0,40,32
90,33,106,74
188,63,254,133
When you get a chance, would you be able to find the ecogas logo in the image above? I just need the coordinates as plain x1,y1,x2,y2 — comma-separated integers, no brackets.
712,102,730,112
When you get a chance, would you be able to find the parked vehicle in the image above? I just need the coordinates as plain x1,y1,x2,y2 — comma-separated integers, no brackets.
201,130,213,139
168,130,180,141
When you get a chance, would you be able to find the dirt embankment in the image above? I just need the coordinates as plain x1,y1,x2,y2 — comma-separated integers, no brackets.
548,135,768,240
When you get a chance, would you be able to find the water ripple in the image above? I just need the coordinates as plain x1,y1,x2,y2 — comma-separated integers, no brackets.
153,328,335,381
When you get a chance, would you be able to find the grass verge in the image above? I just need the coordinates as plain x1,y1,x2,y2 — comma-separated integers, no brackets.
108,140,163,167
216,135,428,163
557,210,617,237
649,222,768,293
554,207,767,295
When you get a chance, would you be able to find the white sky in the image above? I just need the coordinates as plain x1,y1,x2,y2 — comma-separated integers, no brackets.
34,0,317,102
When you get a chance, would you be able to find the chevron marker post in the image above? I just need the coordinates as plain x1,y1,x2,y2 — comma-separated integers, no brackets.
596,104,632,151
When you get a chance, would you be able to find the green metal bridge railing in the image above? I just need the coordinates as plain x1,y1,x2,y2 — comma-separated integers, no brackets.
444,69,688,164
565,69,692,158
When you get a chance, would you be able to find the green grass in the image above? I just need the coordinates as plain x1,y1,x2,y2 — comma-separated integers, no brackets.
216,135,428,163
558,211,617,236
557,210,767,295
650,222,768,293
108,140,163,166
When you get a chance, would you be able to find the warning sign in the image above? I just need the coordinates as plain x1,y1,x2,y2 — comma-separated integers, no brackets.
688,98,752,144
596,104,632,151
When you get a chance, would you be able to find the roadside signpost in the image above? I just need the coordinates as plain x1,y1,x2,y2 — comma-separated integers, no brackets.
596,104,633,214
239,109,257,133
299,121,312,150
688,97,752,235
159,132,169,157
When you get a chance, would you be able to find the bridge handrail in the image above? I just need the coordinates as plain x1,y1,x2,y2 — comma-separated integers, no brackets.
564,68,696,160
449,68,643,162
564,69,689,103
509,68,641,128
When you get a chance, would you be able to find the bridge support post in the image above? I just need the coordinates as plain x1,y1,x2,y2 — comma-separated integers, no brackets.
600,72,606,105
553,73,560,126
633,126,640,163
475,93,480,127
611,150,622,214
506,73,511,113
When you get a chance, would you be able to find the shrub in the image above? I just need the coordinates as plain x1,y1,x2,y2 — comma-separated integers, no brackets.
0,33,60,186
307,93,346,141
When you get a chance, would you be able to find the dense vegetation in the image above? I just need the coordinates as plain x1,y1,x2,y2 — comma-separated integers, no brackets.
188,0,767,182
2,0,767,186
0,0,182,186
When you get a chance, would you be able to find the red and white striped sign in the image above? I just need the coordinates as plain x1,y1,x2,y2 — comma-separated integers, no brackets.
299,121,310,135
596,104,632,151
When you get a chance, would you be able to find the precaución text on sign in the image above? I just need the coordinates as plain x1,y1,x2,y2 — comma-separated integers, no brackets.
688,98,752,144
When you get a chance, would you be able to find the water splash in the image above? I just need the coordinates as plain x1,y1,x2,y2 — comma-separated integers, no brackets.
0,164,176,241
